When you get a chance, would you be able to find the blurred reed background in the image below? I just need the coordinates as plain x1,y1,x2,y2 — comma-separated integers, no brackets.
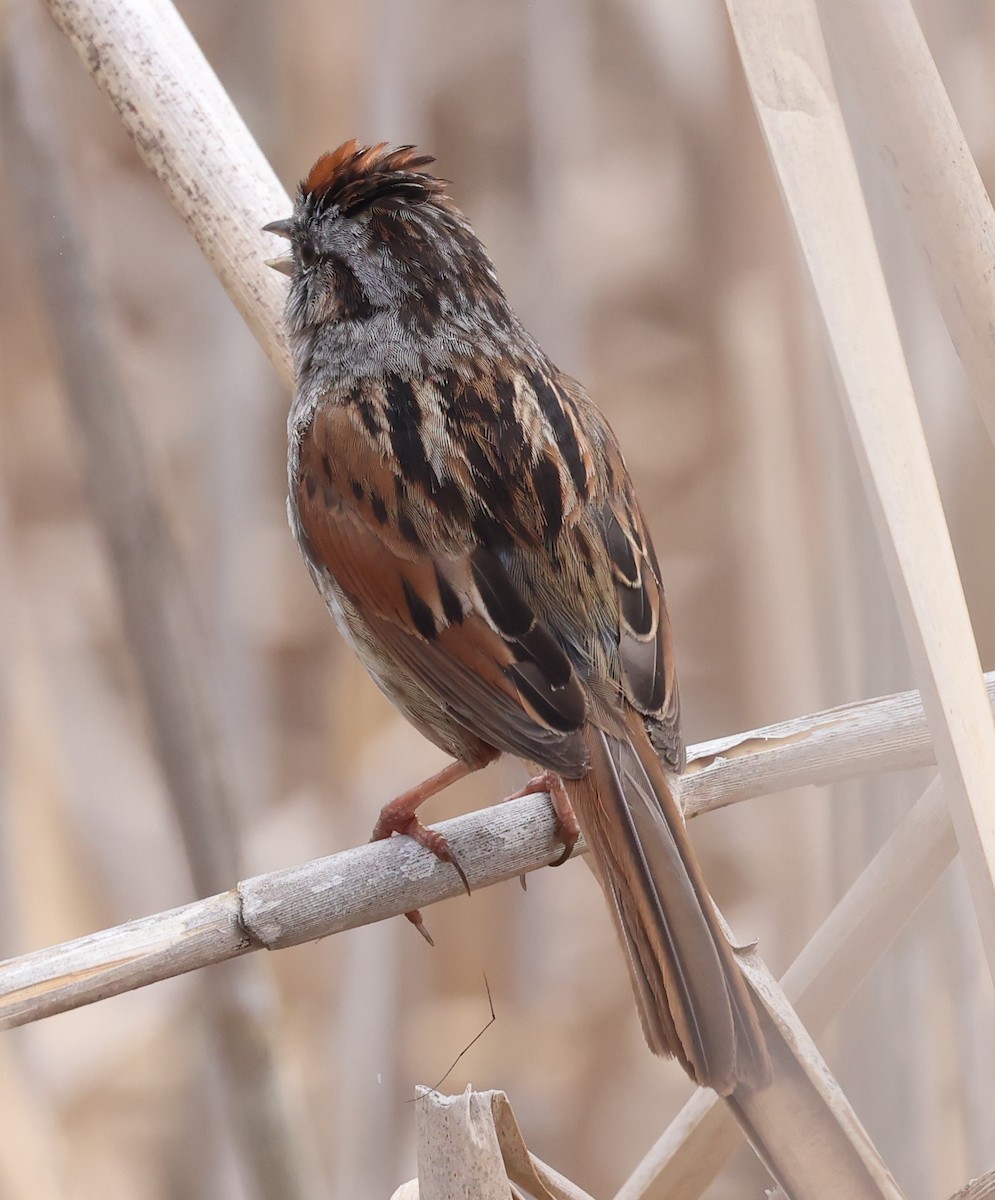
1,1,994,1197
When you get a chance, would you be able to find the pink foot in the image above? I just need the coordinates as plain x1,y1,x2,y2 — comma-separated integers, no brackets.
507,770,580,866
371,808,471,896
372,759,485,940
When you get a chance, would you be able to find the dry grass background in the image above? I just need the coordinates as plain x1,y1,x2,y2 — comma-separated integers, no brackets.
1,1,994,1197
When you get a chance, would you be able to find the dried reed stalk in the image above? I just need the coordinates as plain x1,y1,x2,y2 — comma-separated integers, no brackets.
950,1172,995,1200
725,0,995,980
819,0,995,444
2,675,983,1026
400,1088,595,1200
43,0,293,384
618,779,953,1199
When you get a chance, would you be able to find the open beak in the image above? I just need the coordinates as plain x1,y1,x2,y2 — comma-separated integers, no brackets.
263,218,294,275
263,218,294,238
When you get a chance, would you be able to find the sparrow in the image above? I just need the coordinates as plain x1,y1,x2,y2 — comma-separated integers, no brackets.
265,140,769,1094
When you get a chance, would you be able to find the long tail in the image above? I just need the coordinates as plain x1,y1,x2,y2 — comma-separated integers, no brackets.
565,713,770,1094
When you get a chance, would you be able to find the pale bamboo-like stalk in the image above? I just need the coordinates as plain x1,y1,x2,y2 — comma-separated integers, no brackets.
950,1172,995,1200
42,0,293,384
682,673,995,817
1,777,916,1190
725,0,995,981
2,676,986,1028
404,1089,595,1200
730,949,905,1199
618,780,954,1200
818,0,995,445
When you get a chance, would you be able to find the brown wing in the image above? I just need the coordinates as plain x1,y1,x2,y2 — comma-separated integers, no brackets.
549,392,767,1090
293,400,589,776
597,490,682,769
557,385,683,770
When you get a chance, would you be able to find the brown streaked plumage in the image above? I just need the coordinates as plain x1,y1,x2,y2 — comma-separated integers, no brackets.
268,140,770,1094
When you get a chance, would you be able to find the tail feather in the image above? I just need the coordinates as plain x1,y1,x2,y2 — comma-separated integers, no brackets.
566,715,770,1094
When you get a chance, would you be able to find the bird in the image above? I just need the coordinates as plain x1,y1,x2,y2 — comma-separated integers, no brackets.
264,140,769,1094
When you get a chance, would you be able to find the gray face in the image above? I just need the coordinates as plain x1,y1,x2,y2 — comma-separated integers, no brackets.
283,204,401,333
273,183,516,352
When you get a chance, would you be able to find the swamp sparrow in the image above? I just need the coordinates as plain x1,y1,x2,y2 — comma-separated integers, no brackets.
266,141,768,1094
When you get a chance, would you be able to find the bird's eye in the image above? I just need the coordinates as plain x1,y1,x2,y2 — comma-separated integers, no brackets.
298,239,319,269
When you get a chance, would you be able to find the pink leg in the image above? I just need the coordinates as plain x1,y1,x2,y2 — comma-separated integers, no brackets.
506,770,580,867
372,754,496,941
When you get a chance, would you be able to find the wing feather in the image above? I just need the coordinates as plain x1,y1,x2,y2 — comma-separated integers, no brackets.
293,401,589,775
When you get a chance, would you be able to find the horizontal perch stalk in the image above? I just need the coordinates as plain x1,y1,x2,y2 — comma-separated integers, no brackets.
1,672,990,1029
